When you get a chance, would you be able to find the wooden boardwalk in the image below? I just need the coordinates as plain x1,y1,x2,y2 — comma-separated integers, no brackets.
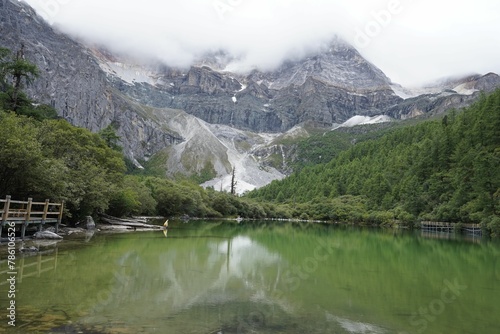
0,195,64,242
420,221,482,235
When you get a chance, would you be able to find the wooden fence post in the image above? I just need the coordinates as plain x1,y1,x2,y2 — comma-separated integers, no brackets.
21,198,33,239
56,201,64,234
0,195,10,243
25,198,32,224
2,195,11,222
40,199,50,232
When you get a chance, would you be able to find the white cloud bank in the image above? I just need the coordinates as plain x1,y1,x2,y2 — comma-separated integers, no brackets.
22,0,500,86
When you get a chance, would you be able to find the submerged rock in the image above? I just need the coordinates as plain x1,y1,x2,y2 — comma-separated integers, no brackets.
20,246,39,253
33,240,60,248
85,216,96,230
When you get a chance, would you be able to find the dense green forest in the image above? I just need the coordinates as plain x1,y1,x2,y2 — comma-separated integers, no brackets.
248,90,500,235
291,122,408,171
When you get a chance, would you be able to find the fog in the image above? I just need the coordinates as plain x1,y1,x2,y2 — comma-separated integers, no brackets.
23,0,500,86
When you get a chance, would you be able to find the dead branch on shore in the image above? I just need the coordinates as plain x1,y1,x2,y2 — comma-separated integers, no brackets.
99,214,164,229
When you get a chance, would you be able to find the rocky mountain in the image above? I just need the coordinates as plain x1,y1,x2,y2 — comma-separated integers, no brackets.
2,0,500,192
95,37,403,132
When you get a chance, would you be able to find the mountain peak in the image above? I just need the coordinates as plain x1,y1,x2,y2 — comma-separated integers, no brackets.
247,37,393,92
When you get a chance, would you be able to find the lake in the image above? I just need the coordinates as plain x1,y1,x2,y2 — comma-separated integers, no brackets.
1,220,499,333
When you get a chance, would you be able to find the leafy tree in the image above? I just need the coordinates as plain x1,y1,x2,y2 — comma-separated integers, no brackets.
107,176,158,217
36,120,126,220
0,111,45,197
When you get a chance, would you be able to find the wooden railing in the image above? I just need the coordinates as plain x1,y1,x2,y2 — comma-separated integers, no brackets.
0,195,64,241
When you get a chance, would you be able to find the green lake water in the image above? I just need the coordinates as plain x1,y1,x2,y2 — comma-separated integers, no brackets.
1,221,499,334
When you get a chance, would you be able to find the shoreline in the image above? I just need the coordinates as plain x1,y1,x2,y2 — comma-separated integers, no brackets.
0,218,487,250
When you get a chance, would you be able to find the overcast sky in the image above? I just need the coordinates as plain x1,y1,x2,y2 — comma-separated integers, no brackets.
23,0,500,86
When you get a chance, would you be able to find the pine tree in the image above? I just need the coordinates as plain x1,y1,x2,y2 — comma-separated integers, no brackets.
3,44,39,112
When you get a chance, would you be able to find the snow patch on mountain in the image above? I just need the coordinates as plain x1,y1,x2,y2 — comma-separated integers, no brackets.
390,84,418,99
390,84,445,99
452,82,478,95
99,61,161,86
332,115,393,130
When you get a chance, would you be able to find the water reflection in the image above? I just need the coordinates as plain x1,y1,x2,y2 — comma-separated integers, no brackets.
420,230,483,243
0,240,61,290
73,226,305,333
144,235,282,320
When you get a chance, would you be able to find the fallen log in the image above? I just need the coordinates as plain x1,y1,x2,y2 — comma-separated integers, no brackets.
99,214,164,229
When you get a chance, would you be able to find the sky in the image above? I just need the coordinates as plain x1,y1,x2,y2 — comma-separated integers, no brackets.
22,0,500,87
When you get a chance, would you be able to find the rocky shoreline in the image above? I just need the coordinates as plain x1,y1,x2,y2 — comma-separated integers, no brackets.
0,216,167,253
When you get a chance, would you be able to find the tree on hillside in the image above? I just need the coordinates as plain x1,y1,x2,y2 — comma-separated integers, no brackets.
98,123,122,152
0,45,56,120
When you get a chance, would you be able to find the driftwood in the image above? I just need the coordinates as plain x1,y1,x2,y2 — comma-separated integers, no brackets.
99,214,164,229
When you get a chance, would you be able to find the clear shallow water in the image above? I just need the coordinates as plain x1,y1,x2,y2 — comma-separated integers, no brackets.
1,221,499,334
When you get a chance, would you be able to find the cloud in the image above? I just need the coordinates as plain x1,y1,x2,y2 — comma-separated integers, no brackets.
22,0,500,86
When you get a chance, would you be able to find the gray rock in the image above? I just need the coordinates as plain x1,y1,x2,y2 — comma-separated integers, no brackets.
33,231,63,240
